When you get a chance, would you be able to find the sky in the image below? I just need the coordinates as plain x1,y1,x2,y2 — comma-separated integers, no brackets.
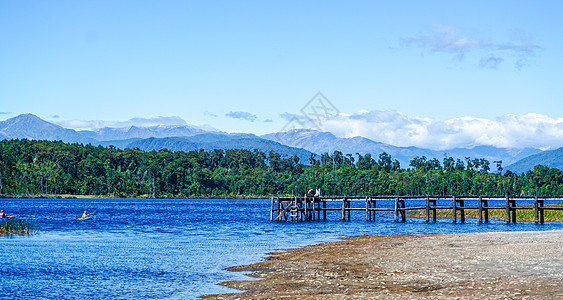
1,1,562,150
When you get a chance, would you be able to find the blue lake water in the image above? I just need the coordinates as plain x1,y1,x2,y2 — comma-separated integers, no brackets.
1,198,562,299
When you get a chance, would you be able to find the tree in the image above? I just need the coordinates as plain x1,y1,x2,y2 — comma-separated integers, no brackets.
494,160,503,174
0,139,561,198
378,152,394,172
356,153,375,171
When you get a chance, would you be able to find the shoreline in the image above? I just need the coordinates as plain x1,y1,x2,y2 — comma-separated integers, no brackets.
204,230,563,299
0,195,271,199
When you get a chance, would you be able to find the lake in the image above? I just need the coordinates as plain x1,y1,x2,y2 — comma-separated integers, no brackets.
1,198,561,299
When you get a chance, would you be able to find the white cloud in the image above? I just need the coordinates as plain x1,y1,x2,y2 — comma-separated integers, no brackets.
480,56,503,69
204,111,218,117
127,116,187,127
322,111,563,150
407,24,540,69
56,116,188,129
408,24,489,58
225,111,258,122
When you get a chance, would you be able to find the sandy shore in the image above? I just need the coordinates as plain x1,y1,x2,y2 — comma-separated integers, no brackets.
203,230,563,299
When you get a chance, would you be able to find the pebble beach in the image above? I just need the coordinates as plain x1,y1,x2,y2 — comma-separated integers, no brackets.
204,230,563,299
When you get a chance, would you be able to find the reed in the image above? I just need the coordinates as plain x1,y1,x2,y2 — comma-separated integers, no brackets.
0,218,37,234
407,204,563,222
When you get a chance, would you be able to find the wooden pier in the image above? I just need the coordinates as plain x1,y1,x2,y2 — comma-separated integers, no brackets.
270,196,563,224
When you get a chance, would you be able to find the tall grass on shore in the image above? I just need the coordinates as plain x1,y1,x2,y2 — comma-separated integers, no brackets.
0,218,37,234
408,204,563,222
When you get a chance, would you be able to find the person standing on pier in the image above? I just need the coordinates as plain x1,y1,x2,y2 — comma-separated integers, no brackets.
305,187,314,197
315,187,321,197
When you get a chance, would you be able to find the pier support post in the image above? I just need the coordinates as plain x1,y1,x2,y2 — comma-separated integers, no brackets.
433,199,437,222
302,198,306,222
400,199,406,222
394,198,399,223
270,197,274,221
312,198,315,221
347,198,351,221
537,197,545,224
534,196,539,224
511,197,516,224
372,198,376,221
365,197,369,222
367,197,376,221
425,196,430,222
478,196,483,223
505,196,513,224
304,198,308,221
484,198,489,223
341,198,346,221
460,198,465,223
290,197,298,222
373,198,376,221
452,196,457,223
394,198,406,223
534,196,545,225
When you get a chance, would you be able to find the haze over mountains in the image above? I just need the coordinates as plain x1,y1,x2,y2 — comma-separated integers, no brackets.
0,114,313,162
1,114,560,172
81,124,211,141
261,129,542,169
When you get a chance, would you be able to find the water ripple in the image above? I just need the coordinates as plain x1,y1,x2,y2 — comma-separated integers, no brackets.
1,198,561,299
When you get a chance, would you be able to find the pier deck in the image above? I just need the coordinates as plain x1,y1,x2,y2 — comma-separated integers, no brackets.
270,196,563,224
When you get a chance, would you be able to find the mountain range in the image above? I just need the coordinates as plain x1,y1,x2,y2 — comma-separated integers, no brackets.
0,113,96,144
1,113,560,172
505,147,563,173
80,124,213,141
0,114,313,163
261,129,541,168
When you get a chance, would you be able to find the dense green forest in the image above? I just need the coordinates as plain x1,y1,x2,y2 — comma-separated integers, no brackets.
0,139,562,198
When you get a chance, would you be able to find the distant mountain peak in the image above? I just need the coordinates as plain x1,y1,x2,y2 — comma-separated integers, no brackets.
0,113,94,143
14,113,41,119
1,113,61,132
6,113,55,124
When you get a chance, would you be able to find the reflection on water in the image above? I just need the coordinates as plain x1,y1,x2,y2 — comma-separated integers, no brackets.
1,198,561,299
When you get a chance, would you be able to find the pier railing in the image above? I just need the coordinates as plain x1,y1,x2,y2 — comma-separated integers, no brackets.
270,196,563,224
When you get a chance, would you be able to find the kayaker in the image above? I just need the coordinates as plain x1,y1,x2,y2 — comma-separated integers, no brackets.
82,210,88,219
0,210,6,218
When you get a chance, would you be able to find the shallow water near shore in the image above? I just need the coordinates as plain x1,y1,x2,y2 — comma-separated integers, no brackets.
1,198,561,299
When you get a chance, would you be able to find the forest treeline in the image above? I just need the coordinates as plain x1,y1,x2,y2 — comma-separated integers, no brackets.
0,139,562,198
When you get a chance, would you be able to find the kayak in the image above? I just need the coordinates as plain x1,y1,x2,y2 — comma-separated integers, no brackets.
77,211,96,220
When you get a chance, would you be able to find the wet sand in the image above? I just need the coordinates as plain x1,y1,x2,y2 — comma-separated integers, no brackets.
203,230,562,299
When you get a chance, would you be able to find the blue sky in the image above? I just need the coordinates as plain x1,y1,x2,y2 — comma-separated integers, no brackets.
1,1,562,150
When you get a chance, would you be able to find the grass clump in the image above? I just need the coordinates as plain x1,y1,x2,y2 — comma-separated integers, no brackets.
0,218,37,234
408,203,563,222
